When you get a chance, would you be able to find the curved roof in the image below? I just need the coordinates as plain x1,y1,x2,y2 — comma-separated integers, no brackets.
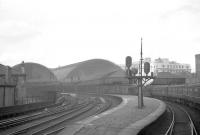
52,59,125,82
13,62,57,82
0,64,20,75
0,64,7,74
0,64,21,84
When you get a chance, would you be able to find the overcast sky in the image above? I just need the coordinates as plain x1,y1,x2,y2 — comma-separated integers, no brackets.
0,0,199,71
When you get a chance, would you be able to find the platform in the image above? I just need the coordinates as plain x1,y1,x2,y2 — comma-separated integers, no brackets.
58,95,166,135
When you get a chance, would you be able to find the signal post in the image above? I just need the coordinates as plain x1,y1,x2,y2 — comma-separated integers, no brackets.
125,38,154,109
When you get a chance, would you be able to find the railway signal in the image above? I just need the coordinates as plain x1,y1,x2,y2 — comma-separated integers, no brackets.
126,56,132,68
144,62,150,75
125,38,154,109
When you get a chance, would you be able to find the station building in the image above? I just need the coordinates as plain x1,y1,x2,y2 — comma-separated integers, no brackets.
52,59,128,94
153,58,191,75
0,62,58,107
52,59,125,83
129,58,191,85
130,57,191,76
13,62,58,104
0,64,22,107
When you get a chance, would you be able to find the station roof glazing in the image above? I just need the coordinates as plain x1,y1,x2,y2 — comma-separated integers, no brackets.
52,59,125,82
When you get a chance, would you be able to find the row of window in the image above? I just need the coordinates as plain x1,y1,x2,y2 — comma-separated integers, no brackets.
155,69,190,73
154,64,190,69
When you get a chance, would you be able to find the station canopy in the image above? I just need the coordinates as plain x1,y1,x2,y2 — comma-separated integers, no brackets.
52,59,125,83
13,62,57,82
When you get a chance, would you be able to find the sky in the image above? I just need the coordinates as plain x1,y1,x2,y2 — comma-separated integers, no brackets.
0,0,199,71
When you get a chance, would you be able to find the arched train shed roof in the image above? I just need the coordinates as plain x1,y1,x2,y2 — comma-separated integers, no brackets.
52,59,125,82
13,62,57,82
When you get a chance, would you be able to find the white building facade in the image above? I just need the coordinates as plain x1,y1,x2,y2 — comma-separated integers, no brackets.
120,57,191,77
122,57,192,76
153,58,191,76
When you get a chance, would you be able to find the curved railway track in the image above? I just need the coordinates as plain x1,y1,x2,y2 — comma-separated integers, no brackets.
0,101,72,130
39,96,115,135
166,102,198,135
164,105,174,135
0,95,115,135
139,101,199,135
27,102,96,135
1,101,93,135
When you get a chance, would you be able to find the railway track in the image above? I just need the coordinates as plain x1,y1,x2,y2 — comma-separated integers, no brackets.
1,95,114,135
1,101,93,135
0,100,74,130
25,102,96,135
166,102,198,135
164,105,174,135
39,96,115,135
138,101,199,135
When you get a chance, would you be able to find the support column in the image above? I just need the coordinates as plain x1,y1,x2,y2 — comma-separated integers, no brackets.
138,37,144,109
138,78,143,108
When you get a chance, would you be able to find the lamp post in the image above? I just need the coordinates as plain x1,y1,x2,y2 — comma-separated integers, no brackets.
125,38,154,109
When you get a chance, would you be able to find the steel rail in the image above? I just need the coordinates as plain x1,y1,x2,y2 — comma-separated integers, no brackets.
164,105,175,135
30,103,96,135
6,102,93,135
177,105,198,135
0,101,81,134
0,102,73,129
0,101,69,124
43,127,65,135
34,96,113,135
166,102,198,135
